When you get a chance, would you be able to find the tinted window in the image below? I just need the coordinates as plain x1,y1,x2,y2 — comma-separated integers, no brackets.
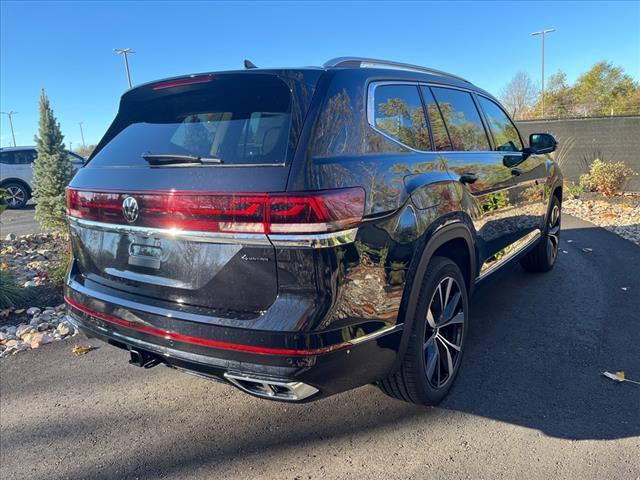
372,85,431,151
0,151,14,164
477,96,523,151
90,75,292,167
2,150,37,164
431,87,490,151
420,87,451,151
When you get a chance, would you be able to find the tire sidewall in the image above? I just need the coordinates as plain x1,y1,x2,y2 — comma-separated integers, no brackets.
410,257,469,404
4,183,28,209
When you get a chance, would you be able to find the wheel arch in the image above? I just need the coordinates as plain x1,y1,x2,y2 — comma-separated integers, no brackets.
388,218,477,374
0,177,32,196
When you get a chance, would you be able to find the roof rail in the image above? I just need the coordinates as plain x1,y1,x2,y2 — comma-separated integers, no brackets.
323,57,471,84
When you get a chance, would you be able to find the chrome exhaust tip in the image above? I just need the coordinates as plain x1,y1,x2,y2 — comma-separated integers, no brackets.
224,372,319,401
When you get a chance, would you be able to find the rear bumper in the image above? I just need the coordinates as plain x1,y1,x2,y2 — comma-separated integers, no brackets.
65,286,403,402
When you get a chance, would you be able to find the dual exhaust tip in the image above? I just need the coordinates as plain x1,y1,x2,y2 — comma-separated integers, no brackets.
223,372,319,401
128,348,318,401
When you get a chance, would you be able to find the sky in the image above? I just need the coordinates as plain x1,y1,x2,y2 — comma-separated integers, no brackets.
1,0,639,148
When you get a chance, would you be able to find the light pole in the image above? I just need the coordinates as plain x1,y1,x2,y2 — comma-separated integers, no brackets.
114,48,135,88
531,28,555,118
0,111,18,146
79,121,86,148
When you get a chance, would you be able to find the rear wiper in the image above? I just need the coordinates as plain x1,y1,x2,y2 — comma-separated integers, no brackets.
142,153,224,165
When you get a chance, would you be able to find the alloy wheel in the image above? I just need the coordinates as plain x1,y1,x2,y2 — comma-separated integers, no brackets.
547,204,561,264
6,185,26,207
424,276,465,388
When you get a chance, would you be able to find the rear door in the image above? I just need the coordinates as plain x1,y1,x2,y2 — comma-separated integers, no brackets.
68,73,305,313
426,86,534,265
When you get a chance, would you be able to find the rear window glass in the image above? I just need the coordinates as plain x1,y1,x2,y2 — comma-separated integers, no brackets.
90,75,292,167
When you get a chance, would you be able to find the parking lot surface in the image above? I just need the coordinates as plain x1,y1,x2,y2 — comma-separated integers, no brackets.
0,204,41,237
1,214,639,480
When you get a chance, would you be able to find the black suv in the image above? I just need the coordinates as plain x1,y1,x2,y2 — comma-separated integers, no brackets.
65,58,562,405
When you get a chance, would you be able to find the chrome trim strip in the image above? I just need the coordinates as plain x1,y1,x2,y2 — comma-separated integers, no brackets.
68,216,271,245
269,228,358,248
366,81,499,155
68,217,358,249
349,323,403,345
476,229,541,282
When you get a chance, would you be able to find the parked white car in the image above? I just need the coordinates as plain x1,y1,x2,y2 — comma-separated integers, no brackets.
0,146,85,208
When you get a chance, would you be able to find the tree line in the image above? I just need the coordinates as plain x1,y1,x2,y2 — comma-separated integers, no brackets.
499,61,640,120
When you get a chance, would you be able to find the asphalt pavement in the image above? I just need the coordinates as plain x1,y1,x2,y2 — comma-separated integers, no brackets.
0,204,41,237
1,214,639,480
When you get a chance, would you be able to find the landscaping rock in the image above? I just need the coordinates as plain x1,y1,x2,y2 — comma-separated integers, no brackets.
15,324,32,339
56,321,73,337
26,307,41,316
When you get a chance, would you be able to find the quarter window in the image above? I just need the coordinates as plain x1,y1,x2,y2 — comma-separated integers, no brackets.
431,87,490,151
372,85,431,151
477,96,523,152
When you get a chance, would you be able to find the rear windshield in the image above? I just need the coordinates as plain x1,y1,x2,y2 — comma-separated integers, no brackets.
90,74,292,167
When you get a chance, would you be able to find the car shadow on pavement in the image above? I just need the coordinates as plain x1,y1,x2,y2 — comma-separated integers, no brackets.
442,222,640,441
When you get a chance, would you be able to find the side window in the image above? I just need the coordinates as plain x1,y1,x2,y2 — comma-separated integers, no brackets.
477,96,523,152
13,150,36,164
420,87,451,151
431,87,490,151
372,84,431,151
0,151,15,164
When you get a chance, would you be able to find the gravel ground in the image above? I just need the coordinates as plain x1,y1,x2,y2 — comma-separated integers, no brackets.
563,193,640,245
1,214,639,480
1,233,72,356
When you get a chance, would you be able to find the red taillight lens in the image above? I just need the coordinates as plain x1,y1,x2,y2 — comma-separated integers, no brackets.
151,74,214,90
66,188,365,235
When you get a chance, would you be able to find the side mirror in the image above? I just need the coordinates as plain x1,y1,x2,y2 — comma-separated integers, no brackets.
529,133,557,154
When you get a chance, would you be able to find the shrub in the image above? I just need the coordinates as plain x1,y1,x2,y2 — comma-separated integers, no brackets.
0,269,26,310
564,181,584,200
579,159,637,196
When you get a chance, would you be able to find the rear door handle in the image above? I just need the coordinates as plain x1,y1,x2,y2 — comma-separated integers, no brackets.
459,173,478,184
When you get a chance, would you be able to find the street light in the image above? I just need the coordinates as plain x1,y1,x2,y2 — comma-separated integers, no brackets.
531,28,555,118
78,121,86,148
114,48,135,88
0,111,18,146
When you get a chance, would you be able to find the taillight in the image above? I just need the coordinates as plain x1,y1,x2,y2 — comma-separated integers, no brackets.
66,188,365,235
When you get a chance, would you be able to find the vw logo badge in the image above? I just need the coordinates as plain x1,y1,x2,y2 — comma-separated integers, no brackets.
122,196,139,223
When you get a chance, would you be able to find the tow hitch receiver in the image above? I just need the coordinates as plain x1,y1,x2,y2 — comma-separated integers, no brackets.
128,348,161,368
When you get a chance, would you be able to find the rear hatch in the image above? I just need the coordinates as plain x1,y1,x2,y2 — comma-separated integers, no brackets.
68,72,316,313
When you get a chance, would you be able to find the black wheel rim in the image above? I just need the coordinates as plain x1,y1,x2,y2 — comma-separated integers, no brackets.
424,277,465,388
547,204,561,264
6,186,26,207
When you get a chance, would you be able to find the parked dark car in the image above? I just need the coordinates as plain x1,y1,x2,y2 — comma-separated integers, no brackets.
64,58,562,404
0,146,86,208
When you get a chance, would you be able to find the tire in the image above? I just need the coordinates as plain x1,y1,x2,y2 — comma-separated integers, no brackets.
378,256,469,405
3,182,29,209
521,196,561,273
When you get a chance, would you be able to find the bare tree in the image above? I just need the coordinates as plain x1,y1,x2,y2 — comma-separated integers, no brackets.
499,72,538,120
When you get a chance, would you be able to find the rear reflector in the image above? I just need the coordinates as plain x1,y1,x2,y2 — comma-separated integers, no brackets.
151,74,214,90
65,295,350,356
66,188,365,235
